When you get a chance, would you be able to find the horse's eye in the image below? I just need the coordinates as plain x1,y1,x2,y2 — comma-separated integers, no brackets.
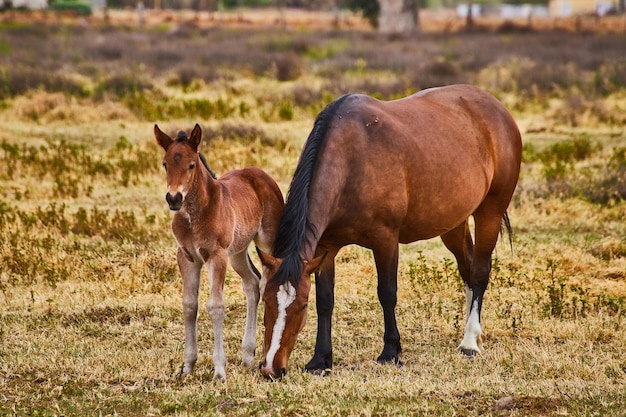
189,162,196,171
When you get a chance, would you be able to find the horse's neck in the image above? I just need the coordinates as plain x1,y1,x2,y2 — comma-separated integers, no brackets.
184,166,222,216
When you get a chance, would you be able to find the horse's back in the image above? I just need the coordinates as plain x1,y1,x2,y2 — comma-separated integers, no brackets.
311,85,521,244
338,84,521,186
219,167,284,253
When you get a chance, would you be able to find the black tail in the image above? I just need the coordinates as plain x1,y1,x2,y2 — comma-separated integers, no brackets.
501,211,514,253
247,253,261,280
272,94,353,285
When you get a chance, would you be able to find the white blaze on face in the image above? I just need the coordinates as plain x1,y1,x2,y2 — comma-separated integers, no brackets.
167,184,186,197
265,281,297,369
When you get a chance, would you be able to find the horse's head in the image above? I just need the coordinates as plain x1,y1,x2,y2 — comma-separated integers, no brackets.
154,124,202,211
257,249,326,379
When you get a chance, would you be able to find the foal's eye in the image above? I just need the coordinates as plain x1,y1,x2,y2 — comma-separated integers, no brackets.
189,162,196,171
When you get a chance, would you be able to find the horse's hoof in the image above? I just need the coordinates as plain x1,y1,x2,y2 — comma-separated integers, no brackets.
377,356,403,368
177,364,193,380
460,347,480,358
305,367,332,377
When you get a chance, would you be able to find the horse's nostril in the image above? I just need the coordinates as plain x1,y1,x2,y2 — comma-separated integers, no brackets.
260,364,273,379
277,368,287,378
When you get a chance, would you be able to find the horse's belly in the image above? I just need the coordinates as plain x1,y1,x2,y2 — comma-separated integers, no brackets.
398,190,485,243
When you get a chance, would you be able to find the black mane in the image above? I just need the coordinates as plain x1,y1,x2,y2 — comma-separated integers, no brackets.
199,152,218,180
176,131,188,141
272,94,352,286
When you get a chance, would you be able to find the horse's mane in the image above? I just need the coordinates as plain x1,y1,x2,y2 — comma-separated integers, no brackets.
176,130,217,180
272,93,353,286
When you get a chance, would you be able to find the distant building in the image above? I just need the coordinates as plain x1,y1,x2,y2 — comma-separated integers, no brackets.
1,0,47,8
456,3,549,19
549,0,616,16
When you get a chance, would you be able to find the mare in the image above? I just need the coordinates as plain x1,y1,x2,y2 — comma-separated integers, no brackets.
155,124,284,381
257,85,522,379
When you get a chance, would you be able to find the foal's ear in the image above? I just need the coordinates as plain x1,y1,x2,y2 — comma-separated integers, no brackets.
189,123,203,151
154,124,173,151
303,251,328,276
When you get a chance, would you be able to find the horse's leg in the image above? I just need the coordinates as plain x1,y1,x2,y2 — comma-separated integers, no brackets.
458,209,504,357
440,220,476,346
229,250,260,368
177,248,202,376
373,242,402,365
305,248,339,374
206,250,229,381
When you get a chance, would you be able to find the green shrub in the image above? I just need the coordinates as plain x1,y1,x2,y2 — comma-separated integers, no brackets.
49,0,92,15
0,67,86,99
278,101,294,121
94,74,153,100
539,133,600,181
202,122,278,146
274,52,303,82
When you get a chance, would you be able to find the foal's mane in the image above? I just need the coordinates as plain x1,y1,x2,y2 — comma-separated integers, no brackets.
272,94,352,286
199,153,218,180
176,130,217,180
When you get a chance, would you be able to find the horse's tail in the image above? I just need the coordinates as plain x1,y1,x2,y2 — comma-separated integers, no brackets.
500,211,514,253
272,94,353,284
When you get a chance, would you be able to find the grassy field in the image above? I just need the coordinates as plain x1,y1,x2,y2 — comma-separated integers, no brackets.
1,14,625,416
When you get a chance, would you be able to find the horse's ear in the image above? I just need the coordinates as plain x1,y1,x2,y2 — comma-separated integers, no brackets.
154,124,173,151
303,251,328,276
189,123,202,151
256,247,280,270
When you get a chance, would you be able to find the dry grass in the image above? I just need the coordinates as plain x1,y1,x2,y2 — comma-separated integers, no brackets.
0,17,625,416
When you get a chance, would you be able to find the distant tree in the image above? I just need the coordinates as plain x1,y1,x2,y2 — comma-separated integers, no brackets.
346,0,419,32
345,0,380,27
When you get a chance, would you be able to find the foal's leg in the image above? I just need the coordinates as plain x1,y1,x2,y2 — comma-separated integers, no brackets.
459,210,504,356
304,249,338,374
373,242,402,365
177,248,202,376
229,250,261,368
206,250,229,382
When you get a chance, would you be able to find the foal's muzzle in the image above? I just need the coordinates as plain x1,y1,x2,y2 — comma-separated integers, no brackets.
166,192,183,211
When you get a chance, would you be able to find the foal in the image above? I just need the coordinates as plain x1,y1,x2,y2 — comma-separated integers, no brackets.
155,124,283,381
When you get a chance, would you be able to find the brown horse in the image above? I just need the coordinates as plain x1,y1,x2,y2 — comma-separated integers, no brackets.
154,124,283,382
257,85,522,379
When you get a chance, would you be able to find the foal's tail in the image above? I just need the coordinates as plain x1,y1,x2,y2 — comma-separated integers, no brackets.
248,252,261,280
500,211,514,253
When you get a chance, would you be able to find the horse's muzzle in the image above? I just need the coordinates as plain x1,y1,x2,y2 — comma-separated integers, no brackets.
259,362,286,380
166,192,183,211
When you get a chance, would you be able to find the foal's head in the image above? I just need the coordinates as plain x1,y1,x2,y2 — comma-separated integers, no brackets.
257,249,326,379
154,124,203,211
